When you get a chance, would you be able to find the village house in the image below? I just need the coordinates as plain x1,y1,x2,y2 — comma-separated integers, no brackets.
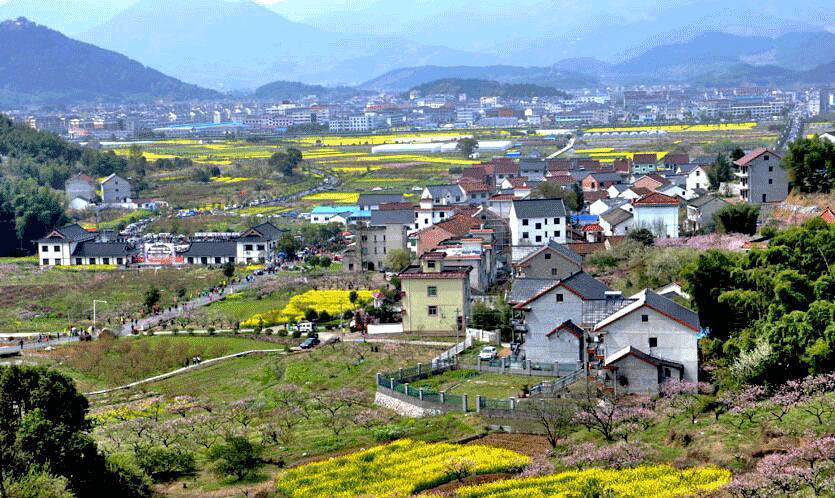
632,192,680,238
100,173,134,207
399,252,471,333
685,195,729,233
343,211,411,272
513,239,582,279
677,164,709,191
598,207,633,236
581,172,624,192
733,147,789,204
65,174,96,210
509,198,568,246
632,153,659,176
357,193,405,211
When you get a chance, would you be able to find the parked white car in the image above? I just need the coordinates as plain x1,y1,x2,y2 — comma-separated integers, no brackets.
478,346,497,361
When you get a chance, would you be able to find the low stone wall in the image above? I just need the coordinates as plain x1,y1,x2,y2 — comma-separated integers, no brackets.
374,386,463,418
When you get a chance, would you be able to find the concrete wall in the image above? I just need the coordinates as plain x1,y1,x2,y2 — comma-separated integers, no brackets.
509,210,567,246
747,154,789,203
633,205,679,238
609,354,660,394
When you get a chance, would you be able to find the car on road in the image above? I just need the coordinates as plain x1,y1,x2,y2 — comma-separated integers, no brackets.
479,346,497,361
299,337,320,349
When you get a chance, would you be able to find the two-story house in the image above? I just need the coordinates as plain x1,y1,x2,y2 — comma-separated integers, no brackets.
236,222,283,263
37,224,96,266
399,252,472,333
632,192,680,238
513,240,582,279
65,174,96,210
677,164,709,191
685,195,729,233
733,147,789,203
632,153,659,176
509,198,568,246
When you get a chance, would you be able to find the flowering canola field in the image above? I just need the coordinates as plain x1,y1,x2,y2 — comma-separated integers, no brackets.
585,123,757,134
274,439,529,497
303,192,360,203
242,289,373,326
457,465,731,498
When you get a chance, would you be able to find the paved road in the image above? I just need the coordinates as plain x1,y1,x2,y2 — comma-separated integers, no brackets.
0,335,79,357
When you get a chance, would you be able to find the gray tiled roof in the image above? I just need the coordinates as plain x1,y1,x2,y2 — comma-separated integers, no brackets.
37,224,96,243
512,198,567,218
370,209,414,226
507,278,557,304
561,271,612,300
357,193,404,206
72,241,137,257
600,207,633,225
425,184,465,199
688,194,727,209
547,240,583,265
239,222,284,242
587,172,624,183
642,289,700,331
182,241,237,258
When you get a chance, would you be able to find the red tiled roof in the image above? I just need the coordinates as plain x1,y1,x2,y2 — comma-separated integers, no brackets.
633,192,679,206
664,153,689,164
434,214,480,237
733,147,780,166
458,182,493,192
505,177,528,187
494,163,519,174
566,242,606,256
583,191,609,203
613,158,631,173
633,153,658,164
582,223,603,232
546,176,576,187
547,159,571,171
822,208,835,224
631,187,653,196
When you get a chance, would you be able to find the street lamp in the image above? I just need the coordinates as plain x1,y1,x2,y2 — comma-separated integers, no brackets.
93,300,108,334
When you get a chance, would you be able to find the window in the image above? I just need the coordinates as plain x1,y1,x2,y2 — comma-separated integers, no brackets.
428,305,438,316
42,245,48,252
535,235,542,243
554,231,561,237
188,257,194,264
551,268,558,276
522,232,529,239
229,257,235,263
75,258,82,265
544,253,552,260
244,244,253,251
522,219,529,226
116,258,123,265
427,260,436,268
54,245,60,252
649,337,658,348
215,257,222,264
535,223,542,230
768,166,773,172
762,194,767,202
89,258,96,264
54,259,61,265
427,286,437,297
553,218,559,224
201,257,208,264
42,259,48,265
439,212,445,218
102,258,109,265
556,293,564,302
768,178,773,184
763,155,769,161
257,244,265,250
641,314,649,322
424,219,429,225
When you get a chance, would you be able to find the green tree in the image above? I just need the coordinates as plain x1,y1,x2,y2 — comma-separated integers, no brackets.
221,262,235,278
143,287,161,312
782,136,835,193
207,436,263,481
456,138,478,157
706,154,732,190
385,249,412,272
730,147,746,161
713,203,760,235
628,228,655,247
349,290,358,305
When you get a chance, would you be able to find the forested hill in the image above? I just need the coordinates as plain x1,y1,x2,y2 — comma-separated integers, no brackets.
0,113,134,256
253,80,370,101
408,78,571,99
0,17,221,105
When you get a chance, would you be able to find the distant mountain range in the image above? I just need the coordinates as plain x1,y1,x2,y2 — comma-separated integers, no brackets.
253,81,371,101
0,18,220,106
362,66,598,92
407,79,571,99
76,0,501,89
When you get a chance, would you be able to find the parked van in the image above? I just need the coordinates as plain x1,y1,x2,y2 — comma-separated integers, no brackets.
296,321,315,333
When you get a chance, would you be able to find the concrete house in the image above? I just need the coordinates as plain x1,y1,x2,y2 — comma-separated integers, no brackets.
37,224,96,266
399,252,471,333
632,193,680,238
594,289,700,393
632,153,659,176
733,148,789,204
236,222,283,263
344,210,411,272
633,174,670,192
678,164,709,191
581,172,624,192
184,241,237,265
100,174,132,206
513,240,582,279
509,198,568,246
686,195,729,232
513,272,611,370
599,207,633,236
65,174,96,208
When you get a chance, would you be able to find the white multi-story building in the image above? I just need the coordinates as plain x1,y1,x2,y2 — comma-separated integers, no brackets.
509,199,568,246
632,192,680,238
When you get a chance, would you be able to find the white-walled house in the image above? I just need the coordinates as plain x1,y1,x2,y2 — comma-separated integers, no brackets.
678,164,709,191
509,198,567,246
100,174,132,206
632,192,680,238
599,207,633,236
594,289,700,393
37,224,97,266
513,272,611,369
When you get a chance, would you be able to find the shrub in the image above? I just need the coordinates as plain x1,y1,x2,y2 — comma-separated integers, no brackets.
208,436,263,481
134,447,196,482
264,328,273,335
277,328,288,337
291,329,301,339
207,327,216,336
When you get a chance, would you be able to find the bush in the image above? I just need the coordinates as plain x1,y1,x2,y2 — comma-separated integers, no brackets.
277,328,288,337
291,329,302,339
103,455,153,498
207,327,216,336
134,447,196,483
264,328,273,335
208,436,263,481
